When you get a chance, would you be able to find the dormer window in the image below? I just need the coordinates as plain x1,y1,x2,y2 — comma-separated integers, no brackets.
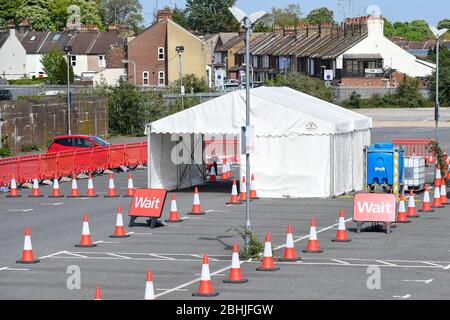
30,36,36,41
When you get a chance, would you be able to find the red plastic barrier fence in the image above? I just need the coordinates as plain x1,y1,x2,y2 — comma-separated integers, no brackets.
0,157,19,186
17,155,40,184
0,142,150,187
393,139,435,164
39,153,58,181
204,138,239,164
57,151,75,177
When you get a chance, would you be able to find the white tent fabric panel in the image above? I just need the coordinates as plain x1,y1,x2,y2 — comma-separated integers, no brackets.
333,133,354,195
353,129,372,190
240,134,331,198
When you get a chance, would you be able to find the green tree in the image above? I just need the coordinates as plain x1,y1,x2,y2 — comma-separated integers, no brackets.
16,0,55,31
428,44,450,107
100,0,143,32
185,0,239,34
48,0,70,31
437,19,450,30
71,0,104,30
306,7,334,25
41,48,73,84
396,76,425,108
0,0,24,25
272,3,303,27
267,71,334,102
172,6,189,29
170,74,209,93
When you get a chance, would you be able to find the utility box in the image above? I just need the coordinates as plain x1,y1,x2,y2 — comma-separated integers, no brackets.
366,143,404,187
403,156,426,191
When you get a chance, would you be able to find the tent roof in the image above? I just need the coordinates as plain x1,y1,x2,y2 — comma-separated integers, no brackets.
149,87,372,136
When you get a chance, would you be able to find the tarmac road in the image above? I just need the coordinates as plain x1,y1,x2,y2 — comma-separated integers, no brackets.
0,127,449,300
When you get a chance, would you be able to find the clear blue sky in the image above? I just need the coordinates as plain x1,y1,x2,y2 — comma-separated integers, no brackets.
142,0,450,27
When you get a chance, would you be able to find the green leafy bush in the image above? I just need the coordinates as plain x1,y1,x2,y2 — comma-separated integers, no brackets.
227,226,264,260
20,143,40,152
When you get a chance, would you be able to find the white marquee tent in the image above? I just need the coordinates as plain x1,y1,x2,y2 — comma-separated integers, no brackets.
147,86,372,198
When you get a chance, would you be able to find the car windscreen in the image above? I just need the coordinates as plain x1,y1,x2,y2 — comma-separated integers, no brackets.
89,136,110,146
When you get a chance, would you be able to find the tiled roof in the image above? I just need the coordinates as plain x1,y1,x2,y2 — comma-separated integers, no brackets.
0,32,8,48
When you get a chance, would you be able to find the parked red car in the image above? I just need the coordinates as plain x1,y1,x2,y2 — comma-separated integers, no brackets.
47,135,110,153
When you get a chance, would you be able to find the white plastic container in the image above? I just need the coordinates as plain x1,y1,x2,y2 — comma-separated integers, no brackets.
403,156,426,190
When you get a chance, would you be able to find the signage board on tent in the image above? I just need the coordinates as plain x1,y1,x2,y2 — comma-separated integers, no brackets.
128,189,167,228
353,193,396,234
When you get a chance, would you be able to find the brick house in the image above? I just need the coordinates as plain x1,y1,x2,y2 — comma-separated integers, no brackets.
126,9,206,87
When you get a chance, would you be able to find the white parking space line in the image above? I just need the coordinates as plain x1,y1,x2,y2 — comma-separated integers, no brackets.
420,262,443,267
155,288,188,292
194,273,226,277
39,251,67,260
190,254,219,261
331,259,351,265
205,210,215,213
375,260,397,266
8,209,34,212
40,202,64,206
402,279,433,284
0,267,30,271
106,253,132,259
393,294,411,299
62,251,88,258
149,254,176,260
443,264,450,270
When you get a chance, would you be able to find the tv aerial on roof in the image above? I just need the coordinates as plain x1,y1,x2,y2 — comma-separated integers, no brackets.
366,5,381,17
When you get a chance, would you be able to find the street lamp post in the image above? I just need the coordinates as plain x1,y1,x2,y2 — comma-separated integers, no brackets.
430,26,448,144
122,59,136,86
63,45,72,135
176,46,185,110
229,7,267,254
242,63,254,88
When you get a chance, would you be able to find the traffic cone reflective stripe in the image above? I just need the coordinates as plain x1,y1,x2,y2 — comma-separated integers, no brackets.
124,173,135,197
110,206,130,238
49,177,63,198
224,244,248,283
76,214,97,247
239,176,247,201
68,175,81,198
94,286,102,300
7,178,21,197
256,233,280,271
193,254,219,297
432,182,444,208
188,187,205,215
86,174,98,197
419,184,434,212
226,160,232,179
29,178,43,198
221,160,228,180
144,271,155,300
280,225,301,261
226,179,242,205
166,194,183,222
16,227,40,264
397,195,411,223
250,174,259,199
440,179,448,205
303,217,323,253
407,190,420,218
105,173,118,197
332,209,352,242
209,166,217,183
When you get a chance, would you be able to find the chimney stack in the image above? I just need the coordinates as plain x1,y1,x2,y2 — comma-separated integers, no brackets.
157,9,173,22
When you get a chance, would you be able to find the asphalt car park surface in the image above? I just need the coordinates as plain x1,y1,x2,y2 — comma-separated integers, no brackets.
0,127,449,300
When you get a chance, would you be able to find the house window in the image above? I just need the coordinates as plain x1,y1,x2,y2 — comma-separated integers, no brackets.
52,34,61,41
142,71,149,85
70,55,76,67
98,55,106,67
158,71,165,86
158,47,165,60
263,55,269,68
30,36,36,41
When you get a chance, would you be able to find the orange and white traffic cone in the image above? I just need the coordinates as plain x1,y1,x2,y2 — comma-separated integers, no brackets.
221,160,228,180
94,286,102,300
226,159,232,179
223,243,248,283
432,180,445,208
75,214,97,247
67,174,81,198
49,177,63,198
279,225,301,261
332,209,352,242
419,184,434,212
192,254,219,297
226,179,242,205
250,174,259,199
239,176,247,202
124,173,135,198
396,195,411,223
165,194,183,223
434,164,442,188
144,270,155,300
303,217,323,253
256,233,280,271
7,177,21,198
407,190,420,218
104,173,119,197
440,178,448,205
86,174,98,197
28,178,43,198
187,187,205,215
16,227,40,264
209,166,217,183
110,206,130,238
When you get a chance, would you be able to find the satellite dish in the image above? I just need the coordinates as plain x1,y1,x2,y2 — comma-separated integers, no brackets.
366,5,381,17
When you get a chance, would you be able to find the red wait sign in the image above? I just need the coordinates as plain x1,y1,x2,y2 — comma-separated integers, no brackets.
353,193,396,223
128,189,167,218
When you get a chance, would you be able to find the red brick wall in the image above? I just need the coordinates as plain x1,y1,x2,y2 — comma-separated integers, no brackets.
106,45,125,69
127,21,167,86
340,77,386,87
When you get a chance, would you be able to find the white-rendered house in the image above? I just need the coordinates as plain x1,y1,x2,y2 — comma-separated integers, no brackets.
0,29,27,80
